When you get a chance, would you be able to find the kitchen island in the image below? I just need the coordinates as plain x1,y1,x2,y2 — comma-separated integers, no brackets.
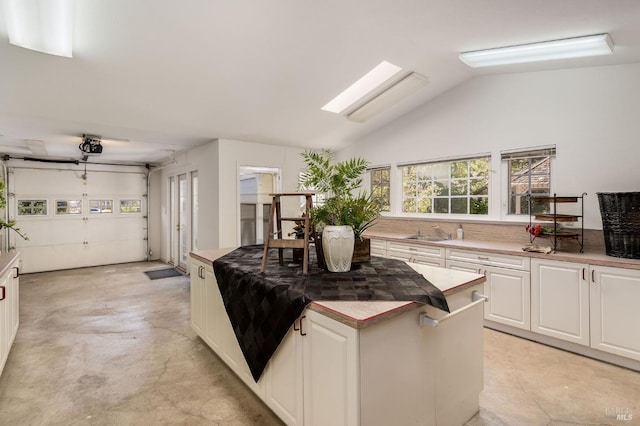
190,247,486,426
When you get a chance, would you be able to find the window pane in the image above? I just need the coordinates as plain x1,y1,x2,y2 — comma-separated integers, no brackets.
470,158,489,177
402,198,416,213
90,200,113,214
433,180,449,196
56,200,82,215
120,199,141,213
434,198,449,213
417,198,432,213
470,197,489,214
451,198,468,214
508,155,551,215
18,200,47,216
370,167,391,213
451,161,468,179
451,179,468,196
470,178,489,196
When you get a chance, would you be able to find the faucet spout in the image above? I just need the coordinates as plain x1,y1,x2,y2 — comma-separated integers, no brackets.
431,225,452,240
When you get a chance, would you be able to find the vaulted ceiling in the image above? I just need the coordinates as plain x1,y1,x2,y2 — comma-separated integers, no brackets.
1,0,640,164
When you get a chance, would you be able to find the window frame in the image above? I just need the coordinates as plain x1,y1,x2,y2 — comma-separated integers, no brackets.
369,166,391,213
399,155,490,216
502,146,555,217
17,199,48,216
55,199,82,215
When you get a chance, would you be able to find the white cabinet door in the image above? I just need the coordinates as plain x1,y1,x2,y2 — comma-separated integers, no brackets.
590,266,640,361
531,259,590,345
204,267,223,352
447,258,530,330
303,310,359,426
189,261,205,336
484,266,531,330
264,322,304,426
0,257,19,377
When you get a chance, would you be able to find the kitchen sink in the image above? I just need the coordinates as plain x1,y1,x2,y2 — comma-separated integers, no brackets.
404,235,446,242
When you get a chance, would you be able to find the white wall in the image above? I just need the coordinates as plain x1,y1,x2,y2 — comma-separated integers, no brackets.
158,139,305,257
340,63,640,229
217,139,306,248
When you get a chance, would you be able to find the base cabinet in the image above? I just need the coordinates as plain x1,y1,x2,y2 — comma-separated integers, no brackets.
590,265,640,361
446,249,530,331
190,252,485,425
0,255,20,377
531,259,590,345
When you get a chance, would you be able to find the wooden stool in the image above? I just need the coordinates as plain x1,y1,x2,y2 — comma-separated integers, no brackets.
261,192,314,274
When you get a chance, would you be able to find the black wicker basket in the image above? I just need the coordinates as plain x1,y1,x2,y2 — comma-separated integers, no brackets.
597,192,640,259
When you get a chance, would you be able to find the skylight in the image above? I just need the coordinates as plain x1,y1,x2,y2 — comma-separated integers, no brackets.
321,61,403,114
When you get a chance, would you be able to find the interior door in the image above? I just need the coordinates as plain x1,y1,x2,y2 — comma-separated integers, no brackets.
177,173,189,271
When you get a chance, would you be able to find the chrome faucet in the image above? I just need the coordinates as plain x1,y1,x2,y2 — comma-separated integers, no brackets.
432,225,452,240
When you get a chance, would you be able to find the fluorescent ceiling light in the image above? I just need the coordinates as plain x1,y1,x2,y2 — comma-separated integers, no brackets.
2,0,74,58
459,33,613,68
322,61,403,114
347,72,428,123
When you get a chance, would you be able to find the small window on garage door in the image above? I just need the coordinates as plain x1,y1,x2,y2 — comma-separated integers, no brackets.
56,200,82,215
18,200,47,216
120,199,141,213
89,199,113,214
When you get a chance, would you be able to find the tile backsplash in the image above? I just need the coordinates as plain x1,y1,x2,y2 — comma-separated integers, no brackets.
368,217,605,253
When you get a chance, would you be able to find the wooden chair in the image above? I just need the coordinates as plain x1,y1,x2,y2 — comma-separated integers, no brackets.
261,193,315,274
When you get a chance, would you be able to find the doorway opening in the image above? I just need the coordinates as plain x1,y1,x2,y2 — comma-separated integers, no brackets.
239,166,281,246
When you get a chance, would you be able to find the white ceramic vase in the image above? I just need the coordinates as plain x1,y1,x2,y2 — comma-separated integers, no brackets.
322,225,355,272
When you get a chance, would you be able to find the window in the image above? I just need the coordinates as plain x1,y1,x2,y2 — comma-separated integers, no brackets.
503,147,555,215
56,200,82,215
18,200,47,216
370,167,390,212
120,199,141,213
401,156,489,215
89,199,113,214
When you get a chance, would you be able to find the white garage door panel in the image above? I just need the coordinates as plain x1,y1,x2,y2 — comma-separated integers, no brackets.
86,218,146,241
14,169,84,193
88,172,146,194
10,167,148,273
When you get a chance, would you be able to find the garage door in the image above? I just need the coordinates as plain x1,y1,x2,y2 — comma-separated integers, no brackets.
8,167,148,273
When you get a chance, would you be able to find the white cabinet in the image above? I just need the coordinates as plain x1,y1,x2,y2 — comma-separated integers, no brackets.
590,265,640,361
264,322,304,425
370,239,387,257
190,257,263,396
386,240,445,267
446,249,530,330
302,310,359,426
0,255,20,377
531,259,590,345
189,261,205,336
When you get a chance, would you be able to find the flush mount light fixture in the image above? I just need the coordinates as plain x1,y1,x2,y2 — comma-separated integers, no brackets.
2,0,74,57
459,33,613,68
321,61,403,114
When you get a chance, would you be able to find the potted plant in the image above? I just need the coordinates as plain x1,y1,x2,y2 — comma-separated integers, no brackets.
299,149,379,271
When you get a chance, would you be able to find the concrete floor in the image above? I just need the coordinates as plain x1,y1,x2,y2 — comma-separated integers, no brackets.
0,261,638,425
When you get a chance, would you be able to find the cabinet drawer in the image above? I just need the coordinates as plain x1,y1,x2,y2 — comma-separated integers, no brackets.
446,248,530,271
388,241,445,258
370,239,387,257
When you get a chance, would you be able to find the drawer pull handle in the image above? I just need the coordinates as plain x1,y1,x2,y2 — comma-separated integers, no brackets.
0,286,5,301
13,266,19,278
477,256,490,261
